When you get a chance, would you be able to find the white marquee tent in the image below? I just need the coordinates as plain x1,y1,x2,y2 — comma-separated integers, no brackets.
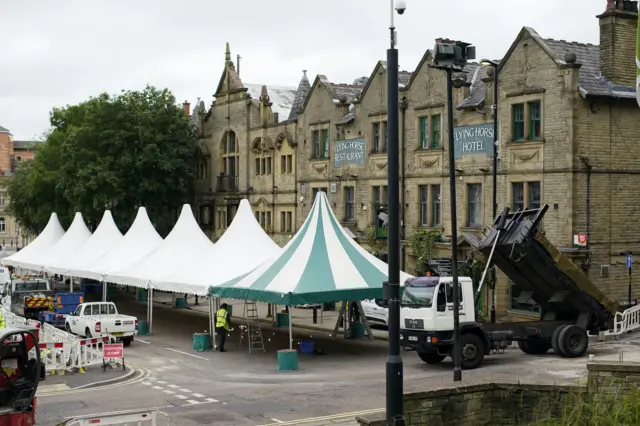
1,213,65,269
152,199,282,295
70,207,162,285
105,204,214,292
49,210,124,276
38,212,92,273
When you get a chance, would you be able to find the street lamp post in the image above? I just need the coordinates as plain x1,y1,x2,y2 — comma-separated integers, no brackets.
480,58,499,324
384,0,406,424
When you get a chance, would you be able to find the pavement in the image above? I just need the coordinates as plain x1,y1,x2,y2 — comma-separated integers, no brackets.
29,288,640,425
37,363,136,395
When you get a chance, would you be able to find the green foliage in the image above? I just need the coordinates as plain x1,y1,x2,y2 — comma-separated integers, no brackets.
8,86,198,236
410,229,442,275
364,226,386,255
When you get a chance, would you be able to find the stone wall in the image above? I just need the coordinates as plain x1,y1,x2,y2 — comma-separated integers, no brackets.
357,361,640,426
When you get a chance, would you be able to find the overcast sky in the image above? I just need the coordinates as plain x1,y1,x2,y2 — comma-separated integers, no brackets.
1,0,604,140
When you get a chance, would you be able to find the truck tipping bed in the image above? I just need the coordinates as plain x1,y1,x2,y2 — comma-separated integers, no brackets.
477,205,618,329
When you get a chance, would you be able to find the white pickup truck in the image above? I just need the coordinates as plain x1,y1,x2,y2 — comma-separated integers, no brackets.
65,302,138,346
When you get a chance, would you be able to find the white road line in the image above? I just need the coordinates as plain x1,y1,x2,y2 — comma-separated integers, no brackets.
153,386,163,390
136,339,150,344
164,348,209,360
142,382,152,386
167,384,179,388
178,388,191,393
175,395,188,400
192,393,205,398
206,398,219,403
185,400,201,405
270,419,284,424
156,381,167,384
163,390,175,395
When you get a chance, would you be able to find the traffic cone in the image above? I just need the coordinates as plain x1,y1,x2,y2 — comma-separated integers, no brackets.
78,367,86,374
50,370,56,375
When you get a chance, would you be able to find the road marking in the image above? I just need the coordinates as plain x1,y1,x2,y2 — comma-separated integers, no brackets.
192,393,205,398
163,390,175,395
178,388,191,393
153,386,163,390
167,384,179,388
270,419,284,424
164,348,209,360
157,381,167,384
136,339,151,344
186,400,201,405
175,395,187,400
259,408,385,426
142,382,152,386
206,398,219,403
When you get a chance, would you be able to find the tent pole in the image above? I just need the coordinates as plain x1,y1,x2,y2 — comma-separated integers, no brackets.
209,296,216,350
288,305,293,350
356,301,374,340
70,276,73,293
149,285,154,335
102,280,107,302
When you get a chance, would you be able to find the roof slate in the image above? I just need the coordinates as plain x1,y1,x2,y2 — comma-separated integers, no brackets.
288,71,312,120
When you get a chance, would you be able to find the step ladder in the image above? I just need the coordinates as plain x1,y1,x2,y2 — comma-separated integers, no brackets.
241,300,265,353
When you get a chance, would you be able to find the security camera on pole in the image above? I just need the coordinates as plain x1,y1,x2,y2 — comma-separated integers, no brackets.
430,39,476,383
383,0,406,424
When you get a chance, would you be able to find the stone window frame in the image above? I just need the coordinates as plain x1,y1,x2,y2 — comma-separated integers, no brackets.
221,130,239,177
462,181,484,229
417,114,443,150
279,210,294,233
254,209,273,232
507,177,543,212
343,186,356,222
312,186,328,201
415,180,443,229
371,121,388,154
215,208,227,231
197,158,209,180
371,184,388,225
0,192,5,207
0,217,5,234
310,127,330,160
508,94,544,144
280,154,293,175
254,155,273,176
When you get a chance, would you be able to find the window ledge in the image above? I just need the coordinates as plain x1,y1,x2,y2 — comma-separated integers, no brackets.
414,147,444,153
506,139,544,147
309,157,330,162
370,151,388,156
418,225,444,231
460,226,483,232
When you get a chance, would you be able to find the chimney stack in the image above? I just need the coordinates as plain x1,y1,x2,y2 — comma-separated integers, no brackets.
183,101,191,116
597,0,638,86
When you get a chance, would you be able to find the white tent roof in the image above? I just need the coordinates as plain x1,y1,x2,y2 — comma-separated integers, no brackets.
105,204,214,290
38,212,92,273
71,207,163,285
152,199,281,296
1,213,65,269
49,210,124,275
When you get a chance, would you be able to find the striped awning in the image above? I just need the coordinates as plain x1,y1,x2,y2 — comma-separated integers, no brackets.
209,191,412,305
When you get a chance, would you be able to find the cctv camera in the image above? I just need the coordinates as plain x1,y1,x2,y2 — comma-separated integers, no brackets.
395,0,406,15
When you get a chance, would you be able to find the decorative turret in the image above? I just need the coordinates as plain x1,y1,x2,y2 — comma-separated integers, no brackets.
288,70,311,120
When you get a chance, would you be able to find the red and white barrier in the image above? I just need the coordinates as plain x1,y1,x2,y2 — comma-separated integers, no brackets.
38,341,69,374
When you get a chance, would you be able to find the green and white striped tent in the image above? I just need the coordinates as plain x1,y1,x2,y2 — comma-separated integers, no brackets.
209,191,413,305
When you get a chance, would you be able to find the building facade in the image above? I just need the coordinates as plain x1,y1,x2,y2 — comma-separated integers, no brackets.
193,1,639,318
0,125,39,249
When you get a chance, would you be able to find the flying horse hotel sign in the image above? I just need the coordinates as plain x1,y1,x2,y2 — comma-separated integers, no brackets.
453,123,496,159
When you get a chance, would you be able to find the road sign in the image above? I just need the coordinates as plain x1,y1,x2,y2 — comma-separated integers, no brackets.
104,343,123,358
627,254,633,268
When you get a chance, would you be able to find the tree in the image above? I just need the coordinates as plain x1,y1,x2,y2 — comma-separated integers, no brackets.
8,86,198,236
364,225,386,256
410,229,443,275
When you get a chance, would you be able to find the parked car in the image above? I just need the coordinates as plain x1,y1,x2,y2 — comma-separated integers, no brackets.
65,302,138,346
361,299,388,327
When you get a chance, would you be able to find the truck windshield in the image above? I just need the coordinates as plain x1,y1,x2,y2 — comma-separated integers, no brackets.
14,281,48,292
401,285,436,308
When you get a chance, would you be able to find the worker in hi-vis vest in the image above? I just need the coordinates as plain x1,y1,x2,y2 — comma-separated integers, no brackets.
215,303,231,352
0,309,5,329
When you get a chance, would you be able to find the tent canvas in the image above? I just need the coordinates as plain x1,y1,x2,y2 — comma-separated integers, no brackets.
105,204,214,291
152,199,282,296
50,210,123,276
22,212,91,272
70,207,163,285
1,213,65,269
209,191,413,305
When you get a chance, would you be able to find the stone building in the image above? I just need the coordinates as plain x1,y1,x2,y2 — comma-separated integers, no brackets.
193,0,639,318
0,125,39,249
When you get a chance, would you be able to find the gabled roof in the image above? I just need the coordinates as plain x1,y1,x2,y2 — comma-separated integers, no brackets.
214,43,246,97
0,125,9,133
403,49,434,91
353,61,413,105
288,71,312,120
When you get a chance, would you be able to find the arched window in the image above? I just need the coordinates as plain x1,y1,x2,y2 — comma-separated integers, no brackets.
222,130,238,179
0,218,6,233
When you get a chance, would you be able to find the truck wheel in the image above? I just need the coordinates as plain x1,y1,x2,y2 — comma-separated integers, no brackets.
460,333,485,370
85,328,92,339
551,325,566,354
558,325,588,358
517,339,550,355
417,351,445,364
123,338,132,347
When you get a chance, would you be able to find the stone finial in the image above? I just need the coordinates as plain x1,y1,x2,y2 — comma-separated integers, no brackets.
338,94,347,104
259,85,270,104
564,52,577,63
486,67,495,78
225,42,231,62
303,70,307,77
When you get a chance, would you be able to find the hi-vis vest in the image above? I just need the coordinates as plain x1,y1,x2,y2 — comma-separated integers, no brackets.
215,308,229,331
0,311,5,328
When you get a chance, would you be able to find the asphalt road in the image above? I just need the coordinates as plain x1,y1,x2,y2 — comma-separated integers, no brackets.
34,293,637,425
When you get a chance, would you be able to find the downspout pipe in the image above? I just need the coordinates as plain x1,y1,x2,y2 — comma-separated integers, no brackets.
578,155,592,273
400,97,408,271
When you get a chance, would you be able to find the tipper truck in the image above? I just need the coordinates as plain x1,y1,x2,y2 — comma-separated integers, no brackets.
399,204,619,369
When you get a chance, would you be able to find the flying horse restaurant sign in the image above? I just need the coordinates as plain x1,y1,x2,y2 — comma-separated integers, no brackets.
334,138,365,167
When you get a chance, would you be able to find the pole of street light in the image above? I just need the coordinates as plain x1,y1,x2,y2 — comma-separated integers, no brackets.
445,67,462,382
385,0,404,423
481,59,499,324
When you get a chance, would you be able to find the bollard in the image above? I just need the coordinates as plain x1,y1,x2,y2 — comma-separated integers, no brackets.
312,308,318,324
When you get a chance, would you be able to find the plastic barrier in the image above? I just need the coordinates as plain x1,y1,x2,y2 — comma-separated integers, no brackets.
70,336,111,371
62,408,168,426
38,341,69,375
